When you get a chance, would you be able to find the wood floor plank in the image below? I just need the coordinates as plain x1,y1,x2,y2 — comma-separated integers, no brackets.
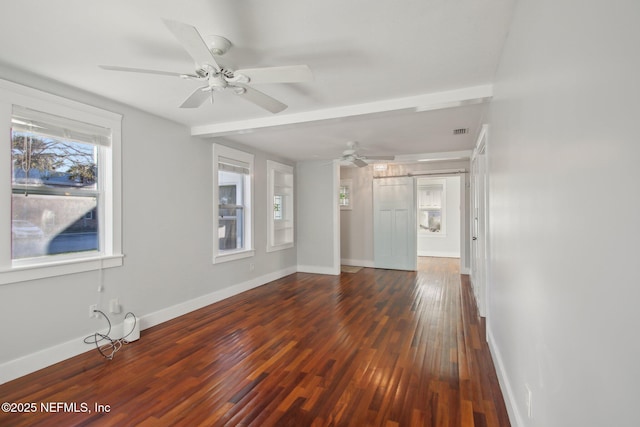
0,257,509,426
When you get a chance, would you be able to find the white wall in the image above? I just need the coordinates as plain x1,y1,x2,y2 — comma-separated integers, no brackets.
296,160,340,275
340,166,375,267
488,1,640,426
0,65,297,383
417,176,461,258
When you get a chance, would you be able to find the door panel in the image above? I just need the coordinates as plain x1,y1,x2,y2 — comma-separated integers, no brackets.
471,129,488,317
373,177,417,271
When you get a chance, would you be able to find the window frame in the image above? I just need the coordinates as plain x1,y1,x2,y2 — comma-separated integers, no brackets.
213,144,254,263
0,79,123,285
266,160,294,252
339,179,353,210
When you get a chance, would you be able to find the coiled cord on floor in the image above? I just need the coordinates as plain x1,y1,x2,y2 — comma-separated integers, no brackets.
84,310,137,360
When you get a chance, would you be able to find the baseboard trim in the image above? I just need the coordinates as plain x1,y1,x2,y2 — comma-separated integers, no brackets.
0,266,297,385
487,326,523,427
417,251,460,258
0,335,91,385
141,266,297,330
297,265,340,275
340,258,375,268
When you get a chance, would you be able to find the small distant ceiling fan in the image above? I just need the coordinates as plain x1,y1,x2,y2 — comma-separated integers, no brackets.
100,19,313,113
340,141,395,167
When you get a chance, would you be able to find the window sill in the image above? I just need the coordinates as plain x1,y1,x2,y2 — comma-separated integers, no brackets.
266,242,294,253
0,254,124,285
213,249,255,264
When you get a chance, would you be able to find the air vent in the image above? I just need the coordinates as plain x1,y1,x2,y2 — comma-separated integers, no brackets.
453,128,469,135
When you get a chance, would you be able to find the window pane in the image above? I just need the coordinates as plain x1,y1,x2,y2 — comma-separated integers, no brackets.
12,194,98,259
12,131,97,190
218,171,245,251
274,195,283,220
339,186,350,206
219,208,243,250
11,129,100,260
419,209,442,233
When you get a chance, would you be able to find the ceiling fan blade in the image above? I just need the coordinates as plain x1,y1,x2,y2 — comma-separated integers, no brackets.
99,65,192,77
234,84,287,114
364,155,395,160
234,65,313,84
180,86,210,108
353,158,368,168
163,19,220,69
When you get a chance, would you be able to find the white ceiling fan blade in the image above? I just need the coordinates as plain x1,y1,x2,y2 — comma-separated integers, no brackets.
364,155,395,160
99,65,192,78
234,84,287,114
353,158,368,168
234,65,313,84
180,87,210,108
163,19,220,69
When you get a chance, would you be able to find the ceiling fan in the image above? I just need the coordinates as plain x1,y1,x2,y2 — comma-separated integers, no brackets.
340,141,395,168
100,19,313,114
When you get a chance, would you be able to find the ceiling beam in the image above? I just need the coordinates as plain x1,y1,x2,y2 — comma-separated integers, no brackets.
191,84,493,138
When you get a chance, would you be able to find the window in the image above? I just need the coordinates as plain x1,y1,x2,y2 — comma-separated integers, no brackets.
418,179,446,234
266,160,294,252
0,79,123,285
273,195,283,221
339,179,352,210
213,144,254,263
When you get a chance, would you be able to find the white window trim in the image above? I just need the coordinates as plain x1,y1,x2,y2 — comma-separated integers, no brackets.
266,160,294,252
213,144,254,264
0,79,123,285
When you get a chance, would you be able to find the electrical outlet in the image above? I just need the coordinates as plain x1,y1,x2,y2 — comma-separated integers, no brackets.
89,304,98,318
525,383,533,419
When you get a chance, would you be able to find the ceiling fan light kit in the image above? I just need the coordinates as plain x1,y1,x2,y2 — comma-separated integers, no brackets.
206,35,232,56
100,19,313,114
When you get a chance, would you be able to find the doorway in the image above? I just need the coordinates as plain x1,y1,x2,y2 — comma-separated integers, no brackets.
470,125,488,318
416,175,461,259
372,173,464,272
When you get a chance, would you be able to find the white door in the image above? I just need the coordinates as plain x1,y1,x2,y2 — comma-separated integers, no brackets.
373,177,417,271
471,128,488,317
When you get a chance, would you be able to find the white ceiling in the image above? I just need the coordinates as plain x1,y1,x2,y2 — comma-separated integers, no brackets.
0,0,514,162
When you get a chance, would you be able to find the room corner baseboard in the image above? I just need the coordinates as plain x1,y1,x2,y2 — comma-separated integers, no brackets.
487,326,524,427
0,266,297,385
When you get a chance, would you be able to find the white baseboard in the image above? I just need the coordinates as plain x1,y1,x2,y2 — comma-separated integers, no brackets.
0,335,92,385
487,326,523,427
297,265,340,275
340,258,375,268
0,266,297,385
141,266,297,330
417,251,460,258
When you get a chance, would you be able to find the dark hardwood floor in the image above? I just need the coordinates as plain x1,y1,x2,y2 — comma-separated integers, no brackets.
0,258,510,426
